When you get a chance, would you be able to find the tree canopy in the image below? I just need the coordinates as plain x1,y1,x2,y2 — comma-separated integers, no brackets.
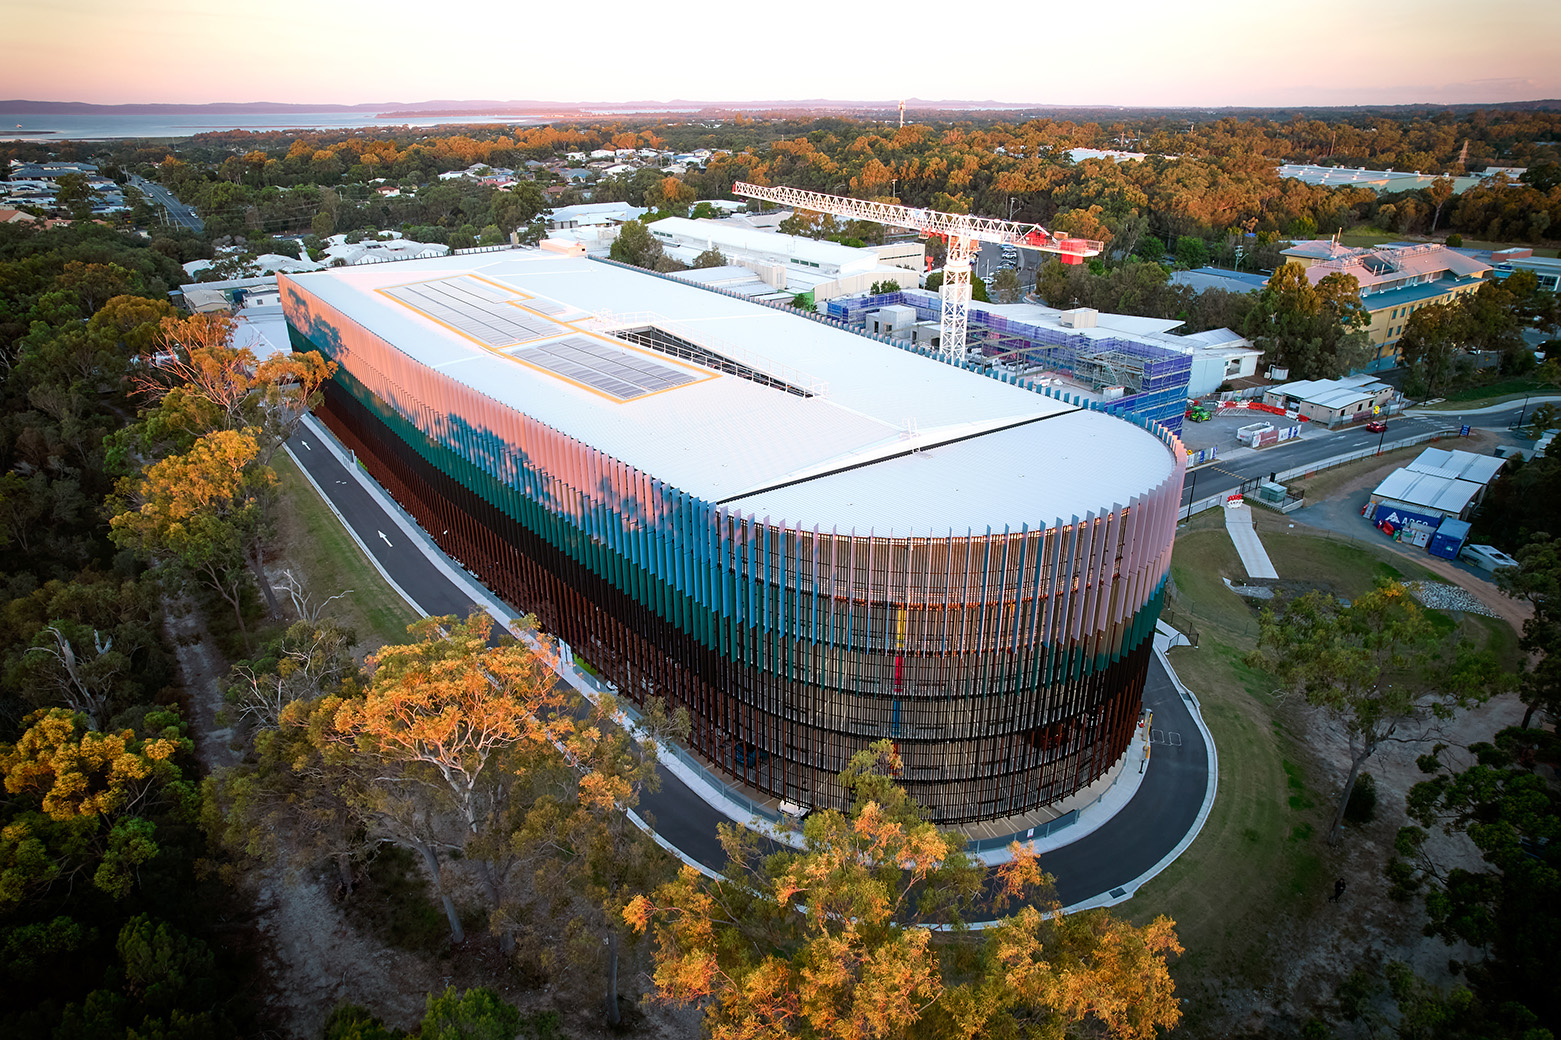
1245,262,1372,379
626,740,1182,1039
1251,581,1501,844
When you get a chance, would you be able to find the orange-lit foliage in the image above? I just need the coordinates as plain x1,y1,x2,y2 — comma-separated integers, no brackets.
626,739,1183,1039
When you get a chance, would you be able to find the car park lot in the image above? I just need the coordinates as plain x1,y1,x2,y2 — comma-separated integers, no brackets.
1178,409,1304,453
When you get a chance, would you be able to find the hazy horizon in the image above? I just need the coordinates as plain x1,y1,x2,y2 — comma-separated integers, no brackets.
5,0,1559,111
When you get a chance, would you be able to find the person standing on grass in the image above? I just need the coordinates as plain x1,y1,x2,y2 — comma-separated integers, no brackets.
1329,877,1347,902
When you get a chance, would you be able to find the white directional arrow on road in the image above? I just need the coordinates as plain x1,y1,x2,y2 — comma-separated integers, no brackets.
377,531,392,548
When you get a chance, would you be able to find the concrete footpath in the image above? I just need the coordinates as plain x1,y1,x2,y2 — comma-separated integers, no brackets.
284,413,1218,914
1407,394,1561,418
1224,501,1279,579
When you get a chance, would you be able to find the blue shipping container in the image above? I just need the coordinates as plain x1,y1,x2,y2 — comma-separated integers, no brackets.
1428,518,1472,560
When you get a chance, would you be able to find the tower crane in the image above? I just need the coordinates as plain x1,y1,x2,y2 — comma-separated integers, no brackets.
731,182,1103,363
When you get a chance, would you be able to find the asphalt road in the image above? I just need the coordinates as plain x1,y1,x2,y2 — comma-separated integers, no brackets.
129,172,203,232
286,422,1213,911
1176,410,1512,506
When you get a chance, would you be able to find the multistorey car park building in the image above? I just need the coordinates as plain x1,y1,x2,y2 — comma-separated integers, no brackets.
279,253,1186,824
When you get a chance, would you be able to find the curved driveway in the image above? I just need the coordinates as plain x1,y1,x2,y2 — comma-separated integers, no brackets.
285,419,1215,912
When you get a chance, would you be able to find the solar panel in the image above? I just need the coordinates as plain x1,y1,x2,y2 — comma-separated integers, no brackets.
513,335,699,401
383,276,556,346
522,298,568,316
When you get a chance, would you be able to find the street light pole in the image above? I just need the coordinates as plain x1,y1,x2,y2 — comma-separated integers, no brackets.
1516,395,1532,431
1376,424,1388,455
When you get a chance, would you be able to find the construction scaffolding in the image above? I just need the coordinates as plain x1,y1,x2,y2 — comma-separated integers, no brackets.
827,292,1192,436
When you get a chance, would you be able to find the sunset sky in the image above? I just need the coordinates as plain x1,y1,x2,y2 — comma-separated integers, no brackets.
5,0,1559,108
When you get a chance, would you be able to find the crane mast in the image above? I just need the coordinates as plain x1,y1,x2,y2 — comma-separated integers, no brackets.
731,182,1103,363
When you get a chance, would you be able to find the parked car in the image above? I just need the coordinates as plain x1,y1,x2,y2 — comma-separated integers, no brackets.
1365,420,1387,433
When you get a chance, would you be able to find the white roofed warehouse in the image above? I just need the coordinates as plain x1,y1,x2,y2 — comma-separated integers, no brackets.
279,251,1185,824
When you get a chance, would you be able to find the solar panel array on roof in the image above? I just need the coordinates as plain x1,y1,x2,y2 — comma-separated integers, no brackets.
383,276,555,346
522,298,569,316
512,334,699,401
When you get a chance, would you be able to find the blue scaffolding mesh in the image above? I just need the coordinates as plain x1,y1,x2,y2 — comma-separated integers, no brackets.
825,293,1190,436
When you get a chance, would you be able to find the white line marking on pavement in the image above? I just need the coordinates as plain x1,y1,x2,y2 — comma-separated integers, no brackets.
301,440,312,450
377,531,393,547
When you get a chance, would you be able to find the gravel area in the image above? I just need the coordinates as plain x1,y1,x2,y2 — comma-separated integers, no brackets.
1404,580,1501,617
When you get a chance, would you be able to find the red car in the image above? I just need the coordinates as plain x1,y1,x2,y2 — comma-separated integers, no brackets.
1365,420,1388,433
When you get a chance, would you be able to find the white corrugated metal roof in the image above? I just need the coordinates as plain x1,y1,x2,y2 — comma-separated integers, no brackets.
1407,447,1506,486
647,217,882,274
282,252,1177,534
1373,469,1481,515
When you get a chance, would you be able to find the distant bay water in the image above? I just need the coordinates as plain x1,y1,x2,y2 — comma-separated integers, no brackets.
0,111,544,143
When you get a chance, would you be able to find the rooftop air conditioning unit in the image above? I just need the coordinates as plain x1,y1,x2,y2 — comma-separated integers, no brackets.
1059,308,1098,329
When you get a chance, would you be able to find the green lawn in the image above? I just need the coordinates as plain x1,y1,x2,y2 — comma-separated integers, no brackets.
274,453,422,648
1418,378,1560,409
1257,522,1441,594
1338,228,1397,248
1167,514,1259,646
1134,521,1519,1026
1446,238,1559,258
1130,635,1328,1008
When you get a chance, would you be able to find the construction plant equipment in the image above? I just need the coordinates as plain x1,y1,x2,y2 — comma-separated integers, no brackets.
731,182,1104,364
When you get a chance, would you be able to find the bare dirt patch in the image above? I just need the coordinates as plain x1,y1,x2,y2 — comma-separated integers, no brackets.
167,534,699,1038
1213,691,1524,1037
1156,518,1528,1036
165,600,238,772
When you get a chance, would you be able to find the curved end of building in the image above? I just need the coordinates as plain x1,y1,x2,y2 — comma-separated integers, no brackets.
281,250,1186,823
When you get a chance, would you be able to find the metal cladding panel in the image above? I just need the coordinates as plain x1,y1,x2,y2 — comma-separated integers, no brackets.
286,275,1185,824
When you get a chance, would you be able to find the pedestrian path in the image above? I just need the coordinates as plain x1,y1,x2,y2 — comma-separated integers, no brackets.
1406,394,1561,418
1224,501,1278,578
284,415,1217,909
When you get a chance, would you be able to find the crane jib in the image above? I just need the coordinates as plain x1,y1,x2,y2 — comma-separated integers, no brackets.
729,182,1102,258
729,182,1102,362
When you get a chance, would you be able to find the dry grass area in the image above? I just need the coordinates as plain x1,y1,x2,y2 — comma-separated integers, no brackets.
1283,429,1498,505
1134,520,1526,1036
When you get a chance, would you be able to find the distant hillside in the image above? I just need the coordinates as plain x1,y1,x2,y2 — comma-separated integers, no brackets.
3,97,1558,119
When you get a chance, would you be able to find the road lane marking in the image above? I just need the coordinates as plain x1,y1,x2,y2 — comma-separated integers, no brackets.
378,531,393,547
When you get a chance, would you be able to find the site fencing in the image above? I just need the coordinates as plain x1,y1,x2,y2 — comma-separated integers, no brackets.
1177,426,1458,522
1272,427,1457,483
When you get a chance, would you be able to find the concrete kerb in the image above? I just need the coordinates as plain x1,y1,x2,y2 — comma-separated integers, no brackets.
1059,633,1220,915
1270,427,1457,483
1180,427,1460,525
294,414,515,626
970,741,1152,868
290,414,1215,912
294,415,800,859
282,434,436,619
